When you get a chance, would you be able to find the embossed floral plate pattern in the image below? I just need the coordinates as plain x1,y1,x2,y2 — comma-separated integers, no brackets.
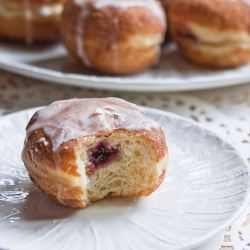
0,107,249,250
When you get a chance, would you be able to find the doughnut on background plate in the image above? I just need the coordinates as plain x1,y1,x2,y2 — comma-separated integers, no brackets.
168,0,250,68
0,0,65,43
61,0,166,75
0,107,249,250
1,42,250,91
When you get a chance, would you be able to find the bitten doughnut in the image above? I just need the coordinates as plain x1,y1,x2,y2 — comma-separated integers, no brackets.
0,0,65,44
22,98,168,208
61,0,166,75
169,0,250,68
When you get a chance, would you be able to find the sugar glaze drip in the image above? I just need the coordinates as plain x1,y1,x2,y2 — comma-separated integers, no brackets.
76,6,91,67
26,98,160,151
74,0,166,68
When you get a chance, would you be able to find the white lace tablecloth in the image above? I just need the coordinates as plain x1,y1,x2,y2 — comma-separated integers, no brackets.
0,69,249,250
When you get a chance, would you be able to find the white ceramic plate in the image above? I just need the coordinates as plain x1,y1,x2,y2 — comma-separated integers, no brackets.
0,107,249,250
0,42,250,92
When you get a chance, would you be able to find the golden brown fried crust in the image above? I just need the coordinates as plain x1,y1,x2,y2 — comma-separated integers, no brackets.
0,0,64,42
169,0,250,31
62,28,160,74
0,0,65,7
62,3,165,42
23,128,167,208
159,0,172,11
178,40,250,68
23,127,167,176
0,18,61,43
30,173,86,208
61,0,166,74
168,0,250,68
159,0,171,23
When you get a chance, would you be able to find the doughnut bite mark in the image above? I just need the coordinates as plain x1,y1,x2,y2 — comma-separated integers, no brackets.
169,0,250,68
61,0,167,75
22,98,168,208
0,0,65,44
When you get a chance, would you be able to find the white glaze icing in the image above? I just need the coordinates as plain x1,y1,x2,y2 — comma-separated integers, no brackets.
74,0,166,69
76,8,91,66
37,137,49,146
1,2,63,44
229,0,250,6
27,98,160,151
0,3,63,17
39,4,63,16
110,14,120,72
74,0,165,24
243,0,250,6
0,3,63,25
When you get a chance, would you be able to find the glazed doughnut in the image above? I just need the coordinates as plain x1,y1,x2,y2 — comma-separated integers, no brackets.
61,0,166,75
0,0,65,44
169,0,250,68
22,98,168,208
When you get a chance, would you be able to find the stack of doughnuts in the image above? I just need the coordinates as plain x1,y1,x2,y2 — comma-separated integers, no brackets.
0,0,65,44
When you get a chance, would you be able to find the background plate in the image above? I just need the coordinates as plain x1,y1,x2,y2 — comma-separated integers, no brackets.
0,42,250,92
0,107,249,250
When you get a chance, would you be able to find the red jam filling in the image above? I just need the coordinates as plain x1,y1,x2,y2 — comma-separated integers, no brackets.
87,141,120,175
